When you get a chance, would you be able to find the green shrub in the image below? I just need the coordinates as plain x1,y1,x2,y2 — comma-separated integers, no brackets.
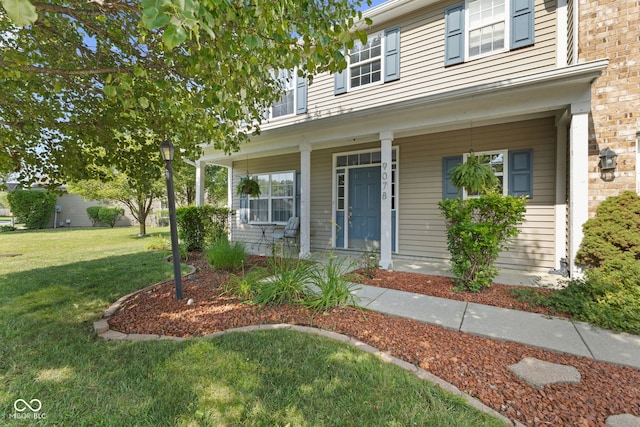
98,206,124,227
87,206,102,226
6,190,56,229
223,267,269,301
575,191,640,268
176,205,229,251
439,191,526,291
303,253,360,313
145,235,170,251
0,225,16,232
359,249,379,279
252,256,316,307
206,239,246,271
544,259,640,334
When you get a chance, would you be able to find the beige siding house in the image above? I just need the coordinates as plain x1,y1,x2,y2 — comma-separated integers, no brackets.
196,0,624,278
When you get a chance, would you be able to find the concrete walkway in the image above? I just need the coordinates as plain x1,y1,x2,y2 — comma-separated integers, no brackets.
352,284,640,369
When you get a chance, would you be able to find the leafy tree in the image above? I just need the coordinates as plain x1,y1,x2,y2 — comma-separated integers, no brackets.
6,189,56,229
1,0,370,187
172,161,227,207
68,169,164,236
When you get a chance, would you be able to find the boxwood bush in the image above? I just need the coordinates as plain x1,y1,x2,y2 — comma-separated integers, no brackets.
575,190,640,267
543,191,640,334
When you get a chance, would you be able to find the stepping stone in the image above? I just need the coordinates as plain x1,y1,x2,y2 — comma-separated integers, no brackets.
606,414,640,427
508,357,581,388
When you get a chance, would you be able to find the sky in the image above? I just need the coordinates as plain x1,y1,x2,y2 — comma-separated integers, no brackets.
363,0,389,11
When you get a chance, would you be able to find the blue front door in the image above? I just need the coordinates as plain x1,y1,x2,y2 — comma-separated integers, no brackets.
348,166,380,249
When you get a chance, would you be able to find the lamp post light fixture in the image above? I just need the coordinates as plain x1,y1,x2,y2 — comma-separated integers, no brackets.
599,147,617,171
159,139,183,300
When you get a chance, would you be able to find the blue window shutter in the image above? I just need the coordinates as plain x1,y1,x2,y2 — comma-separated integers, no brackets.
508,149,533,198
295,76,307,114
511,0,535,49
442,156,463,199
444,4,465,66
334,70,347,95
384,27,400,82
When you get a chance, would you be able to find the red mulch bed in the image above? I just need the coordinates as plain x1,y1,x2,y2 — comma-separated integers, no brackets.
108,254,640,427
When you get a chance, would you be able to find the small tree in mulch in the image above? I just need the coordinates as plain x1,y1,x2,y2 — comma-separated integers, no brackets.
438,153,527,292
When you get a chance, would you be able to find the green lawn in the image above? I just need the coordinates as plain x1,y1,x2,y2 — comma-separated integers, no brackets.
0,227,506,426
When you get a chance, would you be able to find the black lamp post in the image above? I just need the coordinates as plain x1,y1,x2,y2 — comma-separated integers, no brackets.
159,139,183,300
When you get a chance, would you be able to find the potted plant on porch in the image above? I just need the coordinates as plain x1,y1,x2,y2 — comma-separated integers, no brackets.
236,176,261,198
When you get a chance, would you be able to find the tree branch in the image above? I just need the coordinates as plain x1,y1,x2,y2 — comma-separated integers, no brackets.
0,62,123,76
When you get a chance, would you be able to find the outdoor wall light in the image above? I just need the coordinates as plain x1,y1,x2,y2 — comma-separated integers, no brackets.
599,147,617,171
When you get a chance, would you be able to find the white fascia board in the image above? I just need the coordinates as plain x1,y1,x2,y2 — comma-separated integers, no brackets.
361,0,439,25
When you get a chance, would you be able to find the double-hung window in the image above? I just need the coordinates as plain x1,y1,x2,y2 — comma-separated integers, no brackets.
349,33,383,89
266,69,307,119
334,27,400,95
248,172,295,223
270,69,295,119
468,0,506,57
442,148,533,199
445,0,535,65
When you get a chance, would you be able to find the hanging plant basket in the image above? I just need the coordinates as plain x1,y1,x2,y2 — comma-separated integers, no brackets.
237,176,261,197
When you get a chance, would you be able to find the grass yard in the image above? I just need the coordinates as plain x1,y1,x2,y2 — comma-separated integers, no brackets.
0,227,505,426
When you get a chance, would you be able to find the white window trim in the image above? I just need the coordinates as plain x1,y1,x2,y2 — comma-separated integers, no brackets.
462,149,509,198
248,170,296,224
464,0,510,60
267,69,296,121
331,147,399,250
347,31,385,92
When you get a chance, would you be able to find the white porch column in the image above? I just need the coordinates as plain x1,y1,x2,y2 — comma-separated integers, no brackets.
379,131,393,270
299,144,312,257
569,102,590,277
195,160,205,206
555,112,569,271
227,165,233,241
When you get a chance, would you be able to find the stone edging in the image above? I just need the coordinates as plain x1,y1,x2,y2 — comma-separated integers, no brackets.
94,272,522,427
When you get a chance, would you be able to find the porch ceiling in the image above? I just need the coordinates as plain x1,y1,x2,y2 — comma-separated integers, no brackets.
200,59,608,164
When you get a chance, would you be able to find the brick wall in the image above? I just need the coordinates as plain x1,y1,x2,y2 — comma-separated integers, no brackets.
579,0,640,215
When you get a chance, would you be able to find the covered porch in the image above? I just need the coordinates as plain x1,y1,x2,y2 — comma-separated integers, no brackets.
196,60,607,278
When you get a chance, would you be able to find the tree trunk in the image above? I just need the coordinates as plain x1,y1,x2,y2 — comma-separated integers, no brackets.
137,199,148,236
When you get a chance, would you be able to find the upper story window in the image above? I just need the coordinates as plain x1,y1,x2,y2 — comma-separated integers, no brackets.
445,0,534,66
349,33,383,89
468,0,506,58
270,69,295,119
334,27,400,95
265,69,307,120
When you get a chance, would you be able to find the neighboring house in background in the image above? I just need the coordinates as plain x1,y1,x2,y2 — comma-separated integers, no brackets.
4,184,165,229
195,0,638,278
47,190,132,228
